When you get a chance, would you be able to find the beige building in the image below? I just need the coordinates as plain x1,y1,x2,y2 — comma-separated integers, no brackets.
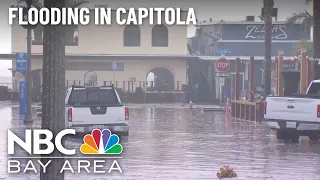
1,9,193,93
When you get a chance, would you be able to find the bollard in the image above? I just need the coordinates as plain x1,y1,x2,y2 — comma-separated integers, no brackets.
225,98,230,119
189,101,193,109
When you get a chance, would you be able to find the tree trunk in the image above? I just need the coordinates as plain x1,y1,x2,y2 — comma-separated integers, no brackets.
313,0,320,79
40,0,66,179
264,0,273,95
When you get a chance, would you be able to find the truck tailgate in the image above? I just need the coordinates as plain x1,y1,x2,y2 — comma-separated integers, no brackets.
265,97,319,122
70,105,126,125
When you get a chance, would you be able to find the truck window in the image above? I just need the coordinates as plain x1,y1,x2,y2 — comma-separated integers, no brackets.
307,83,320,94
68,88,118,105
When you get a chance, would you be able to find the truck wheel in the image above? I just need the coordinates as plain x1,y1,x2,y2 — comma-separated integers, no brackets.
122,130,129,136
289,134,300,143
276,130,288,140
308,135,319,141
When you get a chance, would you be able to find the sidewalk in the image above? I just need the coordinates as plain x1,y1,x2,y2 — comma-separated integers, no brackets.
0,101,42,108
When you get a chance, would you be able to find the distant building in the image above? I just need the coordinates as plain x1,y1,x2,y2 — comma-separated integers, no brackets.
0,9,194,95
188,21,311,98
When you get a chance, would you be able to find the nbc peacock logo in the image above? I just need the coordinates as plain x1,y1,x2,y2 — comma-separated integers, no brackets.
80,129,123,154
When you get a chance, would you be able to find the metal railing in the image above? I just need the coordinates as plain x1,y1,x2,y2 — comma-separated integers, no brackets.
6,80,185,92
65,80,184,92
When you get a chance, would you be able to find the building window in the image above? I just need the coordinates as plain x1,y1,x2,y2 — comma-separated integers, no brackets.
123,25,141,47
84,71,97,86
152,25,168,47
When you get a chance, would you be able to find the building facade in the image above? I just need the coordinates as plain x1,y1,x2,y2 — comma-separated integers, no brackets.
189,21,311,99
2,10,193,97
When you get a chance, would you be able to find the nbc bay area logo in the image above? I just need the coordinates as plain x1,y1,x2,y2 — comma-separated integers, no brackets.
7,128,123,174
80,129,123,154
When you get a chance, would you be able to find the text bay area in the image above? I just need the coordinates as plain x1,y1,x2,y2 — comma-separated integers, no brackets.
8,160,122,174
8,7,196,25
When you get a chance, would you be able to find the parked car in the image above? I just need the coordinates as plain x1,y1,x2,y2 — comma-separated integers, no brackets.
65,85,129,136
263,80,320,142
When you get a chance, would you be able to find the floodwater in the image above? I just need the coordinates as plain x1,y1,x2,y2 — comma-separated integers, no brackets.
0,103,320,180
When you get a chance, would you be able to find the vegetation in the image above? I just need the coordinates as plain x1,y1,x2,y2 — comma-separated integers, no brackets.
286,0,312,28
286,0,320,79
216,166,238,179
18,0,88,9
18,0,88,43
293,40,313,56
16,0,88,179
286,11,312,28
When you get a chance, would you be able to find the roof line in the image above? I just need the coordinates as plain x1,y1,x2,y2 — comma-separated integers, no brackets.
197,21,309,25
218,40,312,43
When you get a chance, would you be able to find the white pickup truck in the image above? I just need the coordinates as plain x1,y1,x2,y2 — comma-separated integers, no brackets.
263,80,320,142
65,85,129,136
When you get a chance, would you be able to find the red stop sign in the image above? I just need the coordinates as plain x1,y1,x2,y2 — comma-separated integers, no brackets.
215,58,230,72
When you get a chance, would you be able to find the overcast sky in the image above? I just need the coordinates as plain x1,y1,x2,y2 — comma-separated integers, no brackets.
0,0,312,77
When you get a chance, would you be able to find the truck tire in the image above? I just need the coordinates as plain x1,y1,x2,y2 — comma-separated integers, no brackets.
308,134,320,141
289,134,300,143
122,130,129,136
276,130,289,140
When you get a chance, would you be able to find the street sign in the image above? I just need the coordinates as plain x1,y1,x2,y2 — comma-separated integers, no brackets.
16,53,27,72
19,80,27,120
215,58,230,72
112,62,118,70
214,72,230,77
215,49,231,56
220,78,225,86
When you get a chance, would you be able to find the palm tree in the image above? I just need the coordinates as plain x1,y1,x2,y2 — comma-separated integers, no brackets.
286,0,320,79
16,0,88,123
18,0,88,45
16,0,87,179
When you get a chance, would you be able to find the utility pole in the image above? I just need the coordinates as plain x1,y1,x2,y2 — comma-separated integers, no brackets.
24,0,33,123
263,0,274,95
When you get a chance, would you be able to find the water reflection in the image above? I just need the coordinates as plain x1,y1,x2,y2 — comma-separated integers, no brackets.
0,105,319,179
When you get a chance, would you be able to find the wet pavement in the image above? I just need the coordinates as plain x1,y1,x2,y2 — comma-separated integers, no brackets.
0,103,320,180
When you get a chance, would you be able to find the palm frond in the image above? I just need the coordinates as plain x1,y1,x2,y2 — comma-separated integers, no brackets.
305,0,312,4
65,0,89,8
18,0,88,8
17,0,42,8
195,26,202,36
32,0,43,8
285,10,313,28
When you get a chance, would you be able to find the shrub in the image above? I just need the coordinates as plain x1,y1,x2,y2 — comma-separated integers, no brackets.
216,166,237,179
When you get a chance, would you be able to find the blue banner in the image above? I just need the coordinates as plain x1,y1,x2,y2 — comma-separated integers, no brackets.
19,80,27,119
16,53,28,72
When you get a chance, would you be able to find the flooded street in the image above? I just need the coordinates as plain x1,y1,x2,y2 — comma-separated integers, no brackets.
1,104,320,180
